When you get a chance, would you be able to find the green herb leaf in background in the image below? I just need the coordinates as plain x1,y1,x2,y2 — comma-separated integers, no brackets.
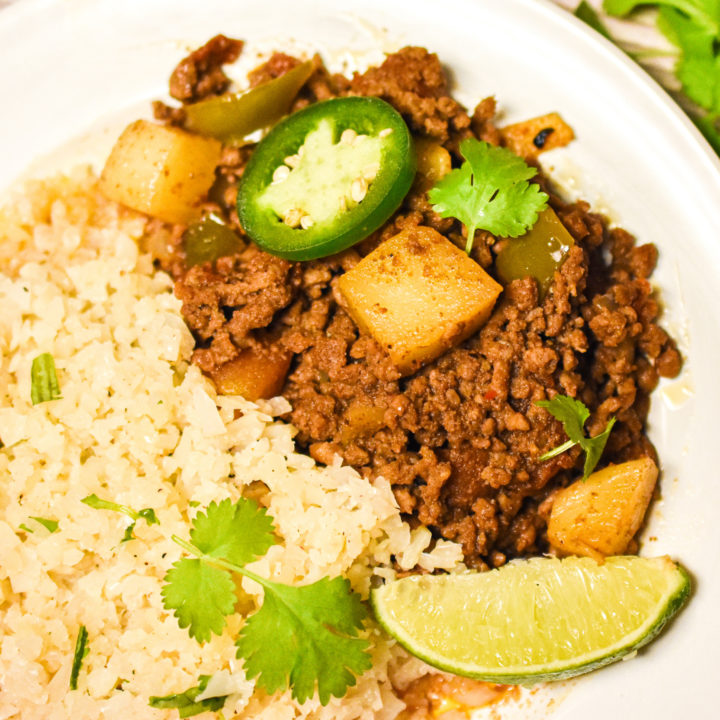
536,394,616,479
428,138,548,254
656,5,720,109
148,675,228,718
604,0,720,35
694,111,720,151
601,0,720,150
30,352,62,405
576,0,613,37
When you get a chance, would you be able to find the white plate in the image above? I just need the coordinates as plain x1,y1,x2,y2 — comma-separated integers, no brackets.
1,0,719,717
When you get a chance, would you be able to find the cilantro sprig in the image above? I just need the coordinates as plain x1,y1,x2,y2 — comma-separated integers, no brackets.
81,493,159,542
162,498,371,705
428,138,549,254
605,0,719,33
585,1,720,153
149,675,228,718
536,394,616,479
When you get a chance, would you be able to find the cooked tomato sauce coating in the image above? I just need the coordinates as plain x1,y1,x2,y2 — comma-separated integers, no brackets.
161,45,681,569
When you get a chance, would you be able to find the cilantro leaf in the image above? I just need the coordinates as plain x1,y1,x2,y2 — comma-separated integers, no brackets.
582,416,617,479
694,111,720,152
576,1,613,38
604,0,720,35
81,493,159,542
428,138,548,253
536,394,590,442
535,395,615,479
235,576,371,705
161,498,274,644
603,1,720,117
657,5,720,111
189,498,275,567
149,675,228,718
30,352,62,405
69,625,89,691
19,516,59,534
121,522,137,544
162,558,236,643
138,508,159,525
600,0,720,154
29,516,59,533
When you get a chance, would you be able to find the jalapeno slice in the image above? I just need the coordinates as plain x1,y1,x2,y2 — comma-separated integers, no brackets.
236,97,416,261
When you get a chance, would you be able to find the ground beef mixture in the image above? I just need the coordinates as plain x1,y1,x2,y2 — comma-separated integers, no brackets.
159,43,681,569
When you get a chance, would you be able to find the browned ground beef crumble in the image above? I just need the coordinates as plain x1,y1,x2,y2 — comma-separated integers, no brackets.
154,38,681,569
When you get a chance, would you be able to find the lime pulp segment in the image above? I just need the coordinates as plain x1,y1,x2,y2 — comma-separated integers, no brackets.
371,555,690,684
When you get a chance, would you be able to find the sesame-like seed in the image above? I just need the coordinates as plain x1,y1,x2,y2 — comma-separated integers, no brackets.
284,208,303,227
340,128,358,145
340,197,348,213
379,128,393,138
362,163,380,181
284,154,301,168
351,178,368,203
272,165,290,183
300,215,314,230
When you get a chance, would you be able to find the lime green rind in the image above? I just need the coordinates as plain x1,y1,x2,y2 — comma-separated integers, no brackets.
371,558,690,685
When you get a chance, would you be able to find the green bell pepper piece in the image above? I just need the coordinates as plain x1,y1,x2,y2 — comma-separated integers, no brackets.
495,207,574,297
183,216,243,266
184,60,314,144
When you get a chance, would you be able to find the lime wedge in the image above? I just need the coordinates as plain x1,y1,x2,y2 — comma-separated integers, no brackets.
371,556,690,684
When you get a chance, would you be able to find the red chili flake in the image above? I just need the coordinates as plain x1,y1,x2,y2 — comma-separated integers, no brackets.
484,389,498,400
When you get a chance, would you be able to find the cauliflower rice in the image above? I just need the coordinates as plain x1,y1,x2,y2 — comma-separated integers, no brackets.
0,169,464,720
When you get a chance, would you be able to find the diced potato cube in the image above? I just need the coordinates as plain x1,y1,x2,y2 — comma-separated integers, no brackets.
547,457,658,561
414,138,452,190
500,112,574,160
211,347,292,401
99,119,222,225
338,226,502,375
340,401,386,444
